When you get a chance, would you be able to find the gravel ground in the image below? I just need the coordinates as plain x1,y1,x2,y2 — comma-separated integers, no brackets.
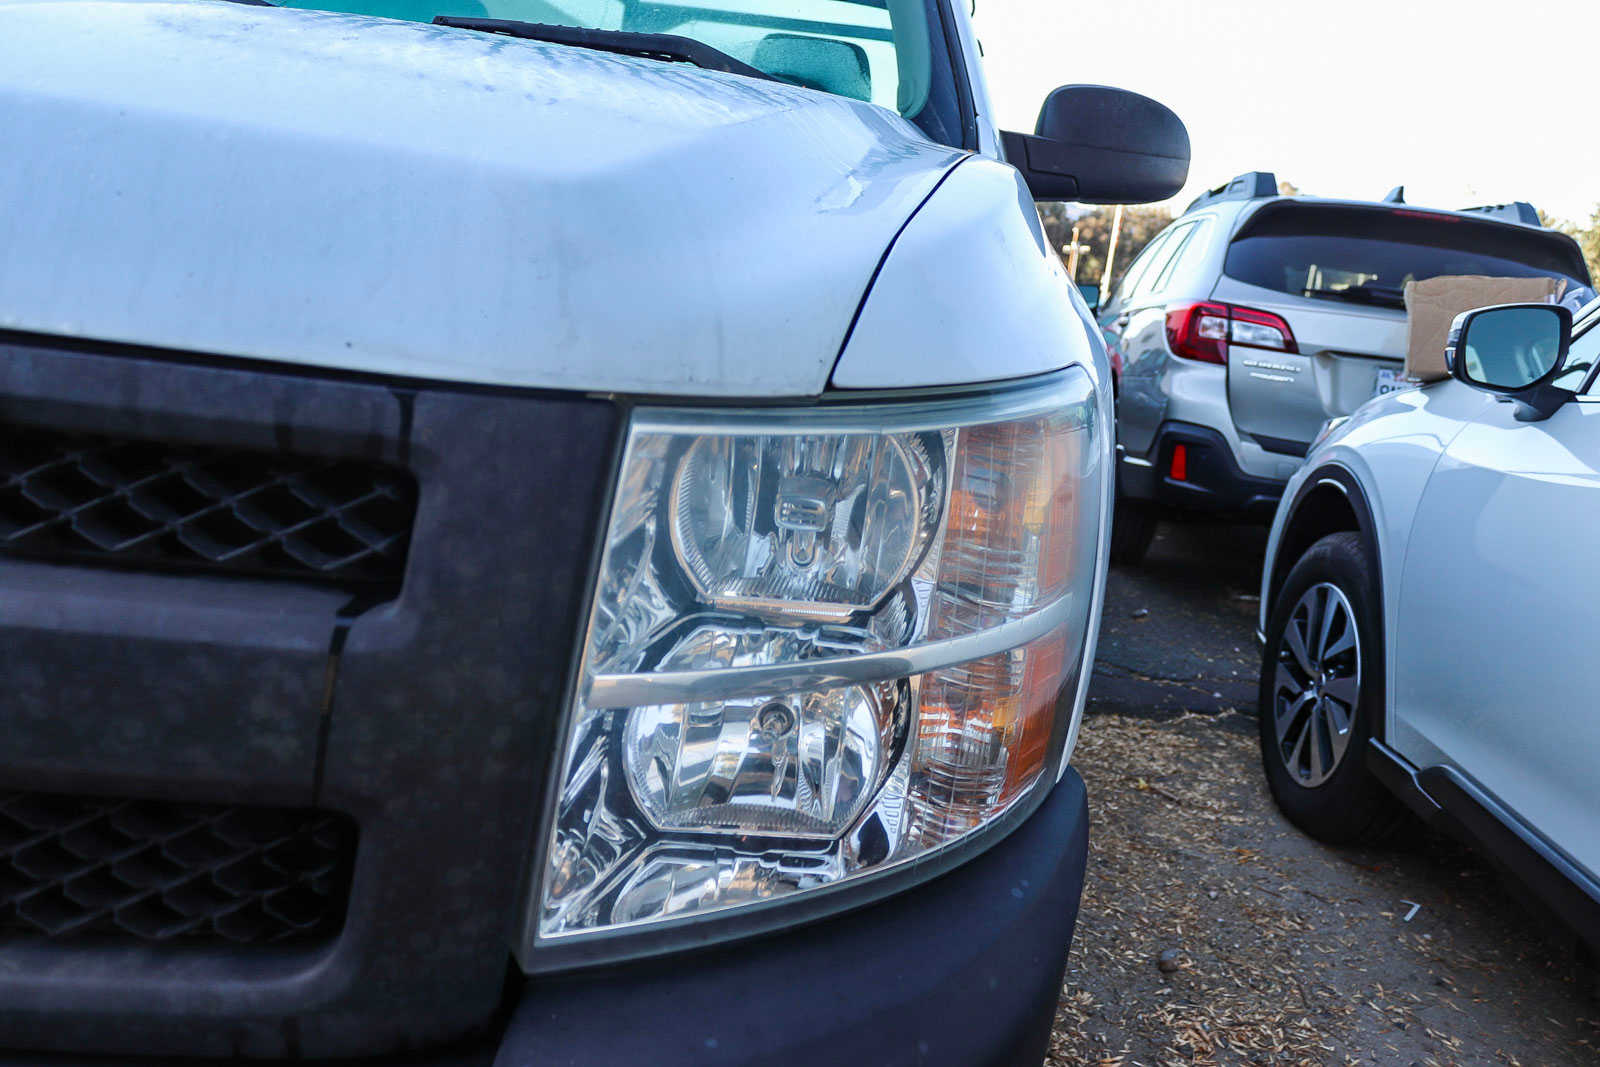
1047,521,1599,1066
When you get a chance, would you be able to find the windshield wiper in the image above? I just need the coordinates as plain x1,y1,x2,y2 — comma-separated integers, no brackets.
1301,284,1407,309
433,17,778,82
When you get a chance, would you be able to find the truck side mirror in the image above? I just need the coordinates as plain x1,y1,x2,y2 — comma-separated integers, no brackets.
1446,303,1575,422
1001,85,1189,205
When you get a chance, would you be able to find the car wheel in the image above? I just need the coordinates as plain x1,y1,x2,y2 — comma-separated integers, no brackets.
1109,497,1157,565
1258,531,1396,844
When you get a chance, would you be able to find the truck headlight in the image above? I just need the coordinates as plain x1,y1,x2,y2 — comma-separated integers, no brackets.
520,368,1104,966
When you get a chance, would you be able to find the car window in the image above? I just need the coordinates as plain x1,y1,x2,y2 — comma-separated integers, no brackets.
1225,204,1589,309
1150,218,1210,293
1118,222,1194,307
1111,226,1175,308
1128,222,1194,303
267,0,970,146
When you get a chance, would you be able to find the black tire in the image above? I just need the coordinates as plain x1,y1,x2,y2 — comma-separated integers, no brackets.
1109,497,1157,565
1258,531,1397,844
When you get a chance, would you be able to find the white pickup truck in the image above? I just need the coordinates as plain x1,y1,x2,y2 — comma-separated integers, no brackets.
0,1,1186,1061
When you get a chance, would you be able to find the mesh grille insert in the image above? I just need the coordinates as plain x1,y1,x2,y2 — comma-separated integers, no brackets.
0,793,356,946
0,424,416,591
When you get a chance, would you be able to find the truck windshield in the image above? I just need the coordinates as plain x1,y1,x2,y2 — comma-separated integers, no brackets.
274,0,968,145
1224,204,1591,310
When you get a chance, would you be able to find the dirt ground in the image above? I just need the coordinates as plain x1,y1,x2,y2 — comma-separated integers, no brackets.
1047,522,1599,1067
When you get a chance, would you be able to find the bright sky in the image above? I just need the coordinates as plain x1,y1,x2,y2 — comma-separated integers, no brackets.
972,0,1600,224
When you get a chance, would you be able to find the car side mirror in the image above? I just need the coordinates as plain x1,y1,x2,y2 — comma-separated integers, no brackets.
1445,303,1575,422
1077,283,1101,315
1001,85,1189,205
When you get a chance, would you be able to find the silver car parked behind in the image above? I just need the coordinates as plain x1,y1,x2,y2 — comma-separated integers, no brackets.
1101,171,1592,563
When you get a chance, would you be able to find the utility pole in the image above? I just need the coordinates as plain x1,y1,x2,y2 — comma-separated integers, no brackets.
1098,204,1124,308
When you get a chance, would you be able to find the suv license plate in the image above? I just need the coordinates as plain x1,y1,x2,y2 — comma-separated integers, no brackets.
1372,367,1406,397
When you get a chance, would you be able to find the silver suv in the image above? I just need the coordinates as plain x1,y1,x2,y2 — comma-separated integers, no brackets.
1102,171,1592,563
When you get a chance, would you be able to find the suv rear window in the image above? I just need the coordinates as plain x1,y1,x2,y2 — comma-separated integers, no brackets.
1223,204,1591,309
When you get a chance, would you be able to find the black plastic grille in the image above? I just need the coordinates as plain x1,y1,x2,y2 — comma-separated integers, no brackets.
0,423,416,592
0,793,356,946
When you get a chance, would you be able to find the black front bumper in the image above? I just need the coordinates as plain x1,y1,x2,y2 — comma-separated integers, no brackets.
3,770,1088,1067
1119,421,1285,521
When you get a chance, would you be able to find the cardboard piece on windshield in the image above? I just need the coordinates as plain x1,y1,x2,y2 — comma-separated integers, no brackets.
1404,275,1563,382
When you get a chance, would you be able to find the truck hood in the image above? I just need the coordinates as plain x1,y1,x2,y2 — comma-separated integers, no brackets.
0,1,964,396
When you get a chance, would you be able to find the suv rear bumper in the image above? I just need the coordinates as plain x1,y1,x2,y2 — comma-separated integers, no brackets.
2,770,1089,1067
1119,421,1286,521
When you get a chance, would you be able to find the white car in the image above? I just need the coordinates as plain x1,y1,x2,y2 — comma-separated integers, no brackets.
0,0,1188,1061
1257,298,1600,950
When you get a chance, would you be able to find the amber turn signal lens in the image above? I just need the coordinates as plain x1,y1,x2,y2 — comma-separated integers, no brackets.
907,631,1072,847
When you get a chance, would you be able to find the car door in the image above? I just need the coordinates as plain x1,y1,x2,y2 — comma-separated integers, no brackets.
1392,313,1600,882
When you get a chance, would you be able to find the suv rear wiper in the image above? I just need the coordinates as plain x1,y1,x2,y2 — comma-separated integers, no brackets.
1301,284,1407,309
433,17,778,83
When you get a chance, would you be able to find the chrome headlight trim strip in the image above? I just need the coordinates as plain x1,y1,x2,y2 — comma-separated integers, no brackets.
588,591,1076,707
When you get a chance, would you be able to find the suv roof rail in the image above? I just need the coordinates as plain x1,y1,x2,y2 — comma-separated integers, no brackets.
1185,171,1277,213
1458,201,1543,227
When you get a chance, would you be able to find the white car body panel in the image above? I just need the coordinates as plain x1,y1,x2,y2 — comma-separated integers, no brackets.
1260,382,1492,707
831,156,1096,389
1394,396,1600,880
0,1,968,397
1262,374,1598,886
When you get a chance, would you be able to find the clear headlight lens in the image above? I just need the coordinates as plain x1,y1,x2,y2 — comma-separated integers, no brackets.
670,433,943,620
524,369,1104,961
620,624,901,838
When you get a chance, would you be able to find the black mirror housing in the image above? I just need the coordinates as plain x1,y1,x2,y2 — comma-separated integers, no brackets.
1446,302,1575,421
1001,85,1189,204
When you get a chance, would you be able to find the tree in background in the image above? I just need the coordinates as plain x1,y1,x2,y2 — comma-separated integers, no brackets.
1540,206,1600,285
1037,203,1174,292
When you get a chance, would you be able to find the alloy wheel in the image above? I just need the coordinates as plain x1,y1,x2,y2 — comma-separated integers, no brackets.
1271,582,1361,787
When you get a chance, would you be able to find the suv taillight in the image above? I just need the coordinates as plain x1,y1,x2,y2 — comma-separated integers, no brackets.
1165,302,1297,364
